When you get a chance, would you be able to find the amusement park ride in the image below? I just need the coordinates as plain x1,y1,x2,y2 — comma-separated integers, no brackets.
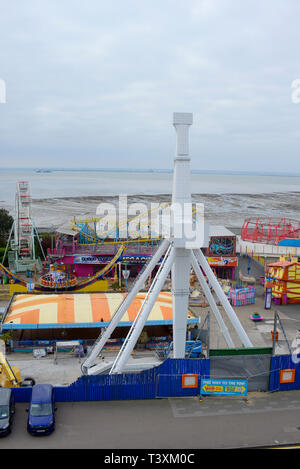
82,112,253,376
241,217,300,245
0,182,129,291
2,181,44,275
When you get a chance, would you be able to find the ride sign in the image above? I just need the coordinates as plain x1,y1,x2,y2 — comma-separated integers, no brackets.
200,378,248,397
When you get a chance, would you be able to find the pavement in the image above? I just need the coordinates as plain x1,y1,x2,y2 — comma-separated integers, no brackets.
1,391,300,449
5,350,162,386
6,353,83,386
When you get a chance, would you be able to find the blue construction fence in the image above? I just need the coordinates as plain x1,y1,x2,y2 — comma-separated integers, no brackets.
269,354,300,392
12,354,300,402
12,358,210,403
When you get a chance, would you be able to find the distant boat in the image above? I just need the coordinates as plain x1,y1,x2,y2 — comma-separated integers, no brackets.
36,169,52,173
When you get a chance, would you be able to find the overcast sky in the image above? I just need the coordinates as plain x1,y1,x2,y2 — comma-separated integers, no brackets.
0,0,300,172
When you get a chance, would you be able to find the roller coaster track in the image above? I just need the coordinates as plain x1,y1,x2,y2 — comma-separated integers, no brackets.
72,203,171,245
72,203,199,246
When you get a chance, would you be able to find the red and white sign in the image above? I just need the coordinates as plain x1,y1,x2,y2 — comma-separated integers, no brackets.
207,257,238,267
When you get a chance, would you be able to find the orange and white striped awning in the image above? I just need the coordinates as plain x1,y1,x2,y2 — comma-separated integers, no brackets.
3,292,197,329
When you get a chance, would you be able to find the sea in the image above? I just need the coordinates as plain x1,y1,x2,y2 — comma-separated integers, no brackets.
0,169,299,228
0,169,300,205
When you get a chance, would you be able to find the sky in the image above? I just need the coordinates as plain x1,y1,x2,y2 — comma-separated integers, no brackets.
0,0,300,172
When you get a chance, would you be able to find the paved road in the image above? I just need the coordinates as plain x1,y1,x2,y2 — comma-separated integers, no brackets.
1,391,300,449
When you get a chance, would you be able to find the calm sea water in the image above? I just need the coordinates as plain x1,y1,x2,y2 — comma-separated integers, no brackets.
0,169,300,206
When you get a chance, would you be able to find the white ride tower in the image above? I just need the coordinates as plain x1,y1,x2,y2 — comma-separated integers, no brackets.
82,112,253,376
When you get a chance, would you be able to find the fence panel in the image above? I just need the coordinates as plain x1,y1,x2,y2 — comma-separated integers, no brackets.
12,387,32,402
155,358,210,398
11,358,210,402
269,354,300,392
210,354,271,392
156,374,200,398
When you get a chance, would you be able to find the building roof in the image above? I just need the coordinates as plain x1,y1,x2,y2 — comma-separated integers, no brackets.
268,261,296,268
3,292,197,329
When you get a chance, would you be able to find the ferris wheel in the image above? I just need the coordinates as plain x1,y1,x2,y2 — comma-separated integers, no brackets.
14,181,34,259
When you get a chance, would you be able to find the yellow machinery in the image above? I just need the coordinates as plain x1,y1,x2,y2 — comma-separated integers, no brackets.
0,339,34,387
0,351,22,387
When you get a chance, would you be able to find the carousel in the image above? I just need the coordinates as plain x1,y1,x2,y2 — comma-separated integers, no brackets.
40,264,78,289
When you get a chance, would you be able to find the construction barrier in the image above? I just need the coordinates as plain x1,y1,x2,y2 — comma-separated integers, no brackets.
11,358,210,402
269,354,300,392
11,353,300,401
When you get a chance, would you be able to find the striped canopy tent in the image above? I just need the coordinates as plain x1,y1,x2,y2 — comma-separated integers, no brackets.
3,292,198,330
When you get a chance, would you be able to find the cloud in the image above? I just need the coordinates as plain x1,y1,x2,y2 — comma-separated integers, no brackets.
0,0,300,172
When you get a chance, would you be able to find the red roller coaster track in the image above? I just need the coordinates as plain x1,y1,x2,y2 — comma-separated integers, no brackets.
241,217,300,245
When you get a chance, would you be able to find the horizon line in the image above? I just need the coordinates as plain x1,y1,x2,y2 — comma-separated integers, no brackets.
1,168,300,177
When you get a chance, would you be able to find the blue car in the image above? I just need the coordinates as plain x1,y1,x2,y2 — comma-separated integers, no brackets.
27,384,56,435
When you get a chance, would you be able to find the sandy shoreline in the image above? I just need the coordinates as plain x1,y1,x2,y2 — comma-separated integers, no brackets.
2,191,300,230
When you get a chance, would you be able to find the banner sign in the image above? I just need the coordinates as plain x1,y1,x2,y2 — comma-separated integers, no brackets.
122,256,150,264
200,378,248,397
207,257,238,267
73,256,111,264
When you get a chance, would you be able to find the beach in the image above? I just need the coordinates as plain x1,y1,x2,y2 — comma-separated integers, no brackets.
0,169,299,229
5,191,299,230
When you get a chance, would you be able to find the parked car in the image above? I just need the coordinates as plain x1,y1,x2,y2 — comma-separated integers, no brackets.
27,384,56,435
0,388,15,436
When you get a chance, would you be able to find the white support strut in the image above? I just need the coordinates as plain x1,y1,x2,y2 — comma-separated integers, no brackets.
110,244,175,374
172,248,191,358
81,238,170,373
194,249,253,348
191,252,235,348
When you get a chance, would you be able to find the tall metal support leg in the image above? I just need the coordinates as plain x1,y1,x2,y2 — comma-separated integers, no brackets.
191,252,235,348
110,245,175,374
81,238,170,373
194,249,253,348
172,248,191,358
171,113,193,358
